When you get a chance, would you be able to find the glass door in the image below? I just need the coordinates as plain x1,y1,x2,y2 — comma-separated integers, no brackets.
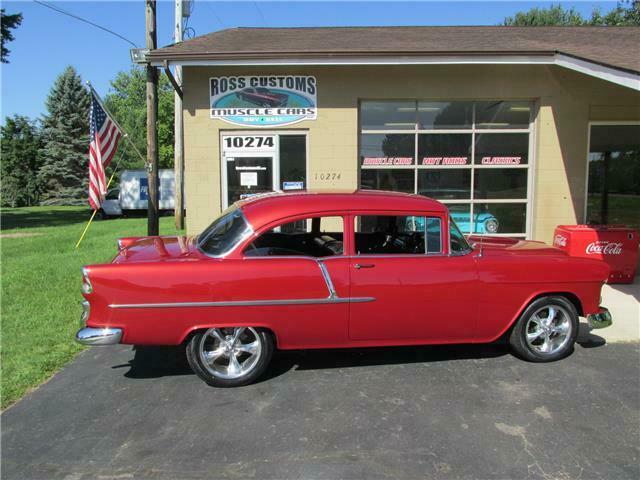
587,124,640,230
225,155,275,206
221,134,279,209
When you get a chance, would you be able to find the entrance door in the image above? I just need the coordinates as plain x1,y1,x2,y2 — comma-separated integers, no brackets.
225,155,275,206
222,134,279,209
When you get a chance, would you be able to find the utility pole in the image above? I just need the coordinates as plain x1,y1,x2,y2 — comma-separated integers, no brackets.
146,0,159,236
174,0,185,230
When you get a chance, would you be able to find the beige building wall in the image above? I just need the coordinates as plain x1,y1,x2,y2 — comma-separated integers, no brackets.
182,64,640,241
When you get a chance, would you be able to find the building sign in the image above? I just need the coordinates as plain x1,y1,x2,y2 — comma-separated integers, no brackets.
480,156,523,165
362,157,413,166
421,157,469,166
210,76,317,127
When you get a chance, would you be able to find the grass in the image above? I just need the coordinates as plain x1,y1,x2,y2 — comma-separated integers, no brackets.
1,206,183,409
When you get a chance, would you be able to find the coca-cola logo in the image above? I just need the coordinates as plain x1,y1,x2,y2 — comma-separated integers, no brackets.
554,234,567,247
585,241,623,255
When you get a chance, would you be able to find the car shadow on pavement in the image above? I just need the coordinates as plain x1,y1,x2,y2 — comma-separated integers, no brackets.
115,329,606,384
577,321,607,348
114,343,510,383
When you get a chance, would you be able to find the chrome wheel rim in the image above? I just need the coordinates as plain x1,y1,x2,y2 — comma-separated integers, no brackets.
525,305,572,355
199,327,262,380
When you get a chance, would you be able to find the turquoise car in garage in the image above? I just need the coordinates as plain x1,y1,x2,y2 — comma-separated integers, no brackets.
451,211,499,234
407,210,499,234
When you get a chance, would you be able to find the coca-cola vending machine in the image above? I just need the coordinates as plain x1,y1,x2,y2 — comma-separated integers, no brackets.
553,225,639,284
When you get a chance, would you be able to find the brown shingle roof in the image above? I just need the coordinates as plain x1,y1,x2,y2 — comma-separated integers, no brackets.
149,26,640,74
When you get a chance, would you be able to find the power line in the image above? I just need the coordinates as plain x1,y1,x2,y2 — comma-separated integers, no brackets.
206,2,227,29
33,0,139,48
253,1,268,27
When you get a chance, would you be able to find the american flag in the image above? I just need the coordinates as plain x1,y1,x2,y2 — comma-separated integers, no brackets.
88,91,121,210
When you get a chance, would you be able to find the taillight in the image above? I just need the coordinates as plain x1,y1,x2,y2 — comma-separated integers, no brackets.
82,267,92,294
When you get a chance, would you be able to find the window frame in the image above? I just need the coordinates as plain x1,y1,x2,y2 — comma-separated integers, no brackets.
358,99,536,238
351,211,447,257
584,121,640,226
241,213,348,259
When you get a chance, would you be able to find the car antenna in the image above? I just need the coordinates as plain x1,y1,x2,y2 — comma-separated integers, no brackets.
478,235,484,258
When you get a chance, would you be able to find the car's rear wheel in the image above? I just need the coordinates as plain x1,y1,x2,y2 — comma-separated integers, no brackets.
509,296,578,362
186,327,273,387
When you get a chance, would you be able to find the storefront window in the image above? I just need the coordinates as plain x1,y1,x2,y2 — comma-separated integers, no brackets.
587,124,640,230
418,101,473,130
474,133,529,165
360,134,415,166
474,169,528,199
418,169,471,199
361,169,414,193
279,135,306,190
418,134,472,166
360,100,532,236
360,101,416,130
475,203,527,234
475,101,531,130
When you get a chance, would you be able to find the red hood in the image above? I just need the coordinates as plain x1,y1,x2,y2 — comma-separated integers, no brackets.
467,235,566,256
113,236,202,263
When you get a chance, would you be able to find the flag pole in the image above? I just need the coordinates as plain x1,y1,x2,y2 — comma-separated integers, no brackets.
86,81,147,167
75,143,129,249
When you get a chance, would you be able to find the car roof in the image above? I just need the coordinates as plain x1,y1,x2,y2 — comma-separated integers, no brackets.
238,189,447,228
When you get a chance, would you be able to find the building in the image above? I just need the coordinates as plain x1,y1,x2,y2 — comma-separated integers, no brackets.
149,26,640,241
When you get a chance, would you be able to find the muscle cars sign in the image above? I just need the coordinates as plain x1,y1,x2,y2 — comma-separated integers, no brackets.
210,76,317,127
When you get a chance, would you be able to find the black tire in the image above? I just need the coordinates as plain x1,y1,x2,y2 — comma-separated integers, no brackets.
97,209,108,220
509,296,578,362
186,327,274,387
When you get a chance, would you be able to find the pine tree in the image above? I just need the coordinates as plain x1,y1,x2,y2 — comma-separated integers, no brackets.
0,115,42,207
38,66,90,205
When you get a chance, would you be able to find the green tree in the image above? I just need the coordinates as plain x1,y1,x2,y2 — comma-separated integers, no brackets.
503,1,640,26
38,66,91,205
1,115,42,207
1,9,22,63
104,66,174,173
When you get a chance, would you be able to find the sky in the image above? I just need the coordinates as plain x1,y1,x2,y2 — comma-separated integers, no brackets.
0,1,622,121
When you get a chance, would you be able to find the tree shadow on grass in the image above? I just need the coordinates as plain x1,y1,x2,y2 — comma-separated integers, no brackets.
1,207,92,230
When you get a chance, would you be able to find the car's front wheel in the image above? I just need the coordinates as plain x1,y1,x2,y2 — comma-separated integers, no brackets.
186,327,273,387
509,296,578,362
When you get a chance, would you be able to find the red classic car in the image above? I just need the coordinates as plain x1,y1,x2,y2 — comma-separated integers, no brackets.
236,87,288,107
76,190,612,387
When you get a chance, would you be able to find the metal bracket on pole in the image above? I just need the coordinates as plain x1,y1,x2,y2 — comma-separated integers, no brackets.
163,61,183,99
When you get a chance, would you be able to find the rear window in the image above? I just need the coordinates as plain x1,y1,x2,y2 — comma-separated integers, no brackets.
198,207,252,256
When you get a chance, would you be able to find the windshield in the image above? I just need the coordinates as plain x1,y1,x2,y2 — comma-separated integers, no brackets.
198,206,252,256
449,216,472,255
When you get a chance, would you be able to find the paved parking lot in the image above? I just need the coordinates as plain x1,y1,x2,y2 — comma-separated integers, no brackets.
2,330,639,479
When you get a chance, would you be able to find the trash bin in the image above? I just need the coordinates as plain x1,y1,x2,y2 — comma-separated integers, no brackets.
553,225,639,284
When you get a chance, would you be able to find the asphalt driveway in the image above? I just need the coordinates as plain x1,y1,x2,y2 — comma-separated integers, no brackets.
2,333,639,479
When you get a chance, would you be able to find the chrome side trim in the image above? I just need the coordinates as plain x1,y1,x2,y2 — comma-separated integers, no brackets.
317,260,337,299
109,297,375,309
75,327,122,345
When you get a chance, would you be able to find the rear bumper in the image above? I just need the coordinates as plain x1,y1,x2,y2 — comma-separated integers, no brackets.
75,327,122,346
587,307,613,329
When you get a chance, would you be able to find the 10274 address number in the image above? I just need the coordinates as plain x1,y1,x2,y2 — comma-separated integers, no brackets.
314,173,341,181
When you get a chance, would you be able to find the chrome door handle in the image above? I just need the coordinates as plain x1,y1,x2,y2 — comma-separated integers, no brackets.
354,263,375,269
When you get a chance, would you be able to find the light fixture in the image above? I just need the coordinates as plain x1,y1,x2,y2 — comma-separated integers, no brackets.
509,106,530,112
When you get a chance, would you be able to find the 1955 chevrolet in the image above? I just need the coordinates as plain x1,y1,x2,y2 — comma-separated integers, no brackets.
76,190,612,387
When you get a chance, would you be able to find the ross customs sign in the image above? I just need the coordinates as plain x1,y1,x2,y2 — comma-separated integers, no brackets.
210,75,317,127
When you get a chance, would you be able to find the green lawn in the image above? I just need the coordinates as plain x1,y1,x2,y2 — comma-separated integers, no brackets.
1,207,183,409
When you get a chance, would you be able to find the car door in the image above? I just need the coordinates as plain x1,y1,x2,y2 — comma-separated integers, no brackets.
348,212,479,343
239,214,352,348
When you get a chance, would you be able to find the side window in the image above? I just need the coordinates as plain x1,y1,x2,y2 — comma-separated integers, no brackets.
245,216,344,257
449,216,472,255
105,190,119,200
355,215,442,255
